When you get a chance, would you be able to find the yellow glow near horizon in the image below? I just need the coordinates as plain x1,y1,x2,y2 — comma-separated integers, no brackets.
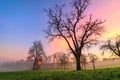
103,26,120,39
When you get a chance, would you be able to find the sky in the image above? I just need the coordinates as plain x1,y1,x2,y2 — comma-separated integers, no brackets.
0,0,120,62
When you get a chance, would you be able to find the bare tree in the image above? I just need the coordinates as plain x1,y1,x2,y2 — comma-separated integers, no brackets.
60,53,69,69
45,0,105,70
80,54,87,70
52,52,61,69
88,53,98,70
100,35,120,57
52,52,69,69
27,40,46,70
46,55,52,64
71,57,76,63
53,53,59,64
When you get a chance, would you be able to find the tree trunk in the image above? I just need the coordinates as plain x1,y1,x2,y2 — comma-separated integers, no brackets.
33,58,37,70
63,64,65,69
81,63,83,69
92,61,95,70
76,56,81,70
84,62,86,70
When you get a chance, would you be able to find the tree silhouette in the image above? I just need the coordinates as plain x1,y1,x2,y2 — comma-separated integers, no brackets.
45,0,105,70
100,35,120,57
80,54,87,70
88,53,98,70
46,55,52,64
52,52,69,69
27,40,46,70
60,53,69,69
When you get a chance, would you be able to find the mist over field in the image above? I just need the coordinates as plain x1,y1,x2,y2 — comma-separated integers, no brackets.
0,58,120,72
0,61,33,72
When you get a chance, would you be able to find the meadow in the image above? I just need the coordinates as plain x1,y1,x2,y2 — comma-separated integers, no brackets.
0,59,120,80
0,68,120,80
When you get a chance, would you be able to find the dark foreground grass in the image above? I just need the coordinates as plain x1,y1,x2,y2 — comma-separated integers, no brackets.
1,68,120,80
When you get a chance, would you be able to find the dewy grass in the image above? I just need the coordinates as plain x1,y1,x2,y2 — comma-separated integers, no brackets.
0,68,120,80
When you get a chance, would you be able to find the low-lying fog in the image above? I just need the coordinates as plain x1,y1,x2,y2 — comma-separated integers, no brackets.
0,61,33,72
0,58,120,72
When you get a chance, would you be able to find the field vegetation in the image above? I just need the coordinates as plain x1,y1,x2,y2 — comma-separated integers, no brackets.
1,68,120,80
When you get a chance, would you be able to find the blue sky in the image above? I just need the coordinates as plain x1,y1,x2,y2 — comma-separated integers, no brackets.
0,0,53,45
0,0,70,45
0,0,70,61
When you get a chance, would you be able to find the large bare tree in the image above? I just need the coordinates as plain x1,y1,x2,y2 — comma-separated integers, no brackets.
100,35,120,57
45,0,105,70
27,40,46,70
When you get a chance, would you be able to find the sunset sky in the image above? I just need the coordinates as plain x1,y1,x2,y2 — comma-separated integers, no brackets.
0,0,120,62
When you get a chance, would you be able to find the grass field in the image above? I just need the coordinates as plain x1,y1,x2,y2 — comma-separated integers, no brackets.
0,68,120,80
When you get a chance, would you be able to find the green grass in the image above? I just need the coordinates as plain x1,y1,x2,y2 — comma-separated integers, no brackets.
1,68,120,80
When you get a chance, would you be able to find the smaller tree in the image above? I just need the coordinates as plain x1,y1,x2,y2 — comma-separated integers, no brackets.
46,55,52,64
53,52,69,69
71,57,76,63
88,53,98,70
27,40,46,70
80,54,87,70
100,35,120,57
60,53,70,69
